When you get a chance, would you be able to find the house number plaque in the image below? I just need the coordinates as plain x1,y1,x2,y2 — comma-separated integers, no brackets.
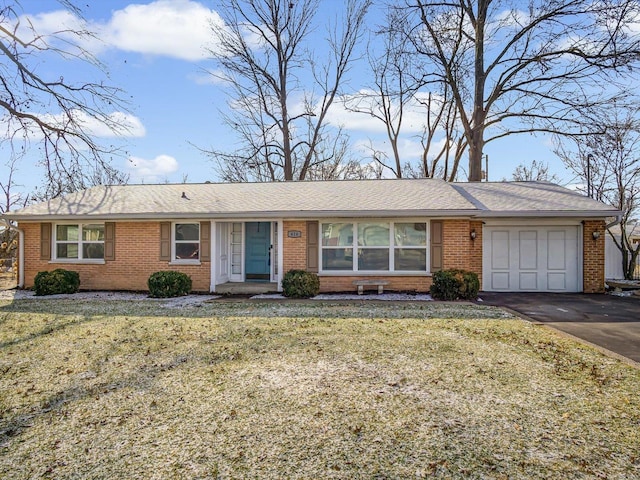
287,230,302,238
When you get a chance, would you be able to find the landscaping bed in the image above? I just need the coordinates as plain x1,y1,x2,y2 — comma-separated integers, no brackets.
0,299,638,478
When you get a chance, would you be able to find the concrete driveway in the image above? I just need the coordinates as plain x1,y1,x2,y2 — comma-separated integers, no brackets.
478,292,640,364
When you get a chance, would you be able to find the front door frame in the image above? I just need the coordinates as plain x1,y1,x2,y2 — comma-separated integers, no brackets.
211,220,283,291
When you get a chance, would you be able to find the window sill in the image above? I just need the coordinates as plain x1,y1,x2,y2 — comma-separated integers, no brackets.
318,271,432,277
169,261,202,266
49,259,106,265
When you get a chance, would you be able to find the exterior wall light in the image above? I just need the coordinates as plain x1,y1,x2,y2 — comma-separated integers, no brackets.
592,231,601,240
470,230,477,240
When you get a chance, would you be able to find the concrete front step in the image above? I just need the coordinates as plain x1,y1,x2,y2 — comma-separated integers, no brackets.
214,282,278,295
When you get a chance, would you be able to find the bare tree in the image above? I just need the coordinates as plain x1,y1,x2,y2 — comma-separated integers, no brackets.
510,160,559,183
395,0,640,181
207,0,370,181
554,104,640,280
0,154,28,214
0,1,130,197
30,161,129,204
343,14,466,181
303,130,380,180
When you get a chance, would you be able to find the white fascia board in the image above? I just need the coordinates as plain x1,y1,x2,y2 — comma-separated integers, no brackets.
6,208,619,223
6,209,483,222
476,210,621,218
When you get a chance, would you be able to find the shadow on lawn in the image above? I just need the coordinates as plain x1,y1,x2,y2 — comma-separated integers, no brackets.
0,350,193,446
0,297,504,322
0,306,209,446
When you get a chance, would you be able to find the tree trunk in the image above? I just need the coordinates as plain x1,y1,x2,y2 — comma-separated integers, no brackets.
468,0,487,182
468,127,485,182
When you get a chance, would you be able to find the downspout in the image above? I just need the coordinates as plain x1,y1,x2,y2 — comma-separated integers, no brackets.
606,214,622,231
0,219,24,288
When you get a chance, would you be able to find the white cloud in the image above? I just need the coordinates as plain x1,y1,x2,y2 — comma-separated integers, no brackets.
23,0,226,61
76,111,146,138
188,69,228,85
0,110,145,141
103,0,224,60
127,154,179,181
326,90,451,135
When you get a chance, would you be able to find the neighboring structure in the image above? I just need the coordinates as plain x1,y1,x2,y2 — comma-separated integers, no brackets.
2,179,620,294
605,224,640,280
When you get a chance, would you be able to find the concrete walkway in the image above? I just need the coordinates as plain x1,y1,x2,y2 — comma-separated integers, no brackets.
478,292,640,364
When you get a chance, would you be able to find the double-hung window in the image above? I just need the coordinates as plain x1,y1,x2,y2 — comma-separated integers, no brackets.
393,223,427,271
321,221,428,272
174,223,200,261
55,224,105,260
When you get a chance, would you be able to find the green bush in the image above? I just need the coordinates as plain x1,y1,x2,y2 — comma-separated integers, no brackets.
147,271,192,298
33,268,80,296
281,269,320,298
430,269,480,301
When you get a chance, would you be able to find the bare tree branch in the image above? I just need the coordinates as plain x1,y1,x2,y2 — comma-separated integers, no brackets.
397,0,640,181
205,0,371,182
0,1,130,199
554,103,640,279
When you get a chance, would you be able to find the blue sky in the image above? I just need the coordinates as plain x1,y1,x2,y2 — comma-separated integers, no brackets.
6,0,570,196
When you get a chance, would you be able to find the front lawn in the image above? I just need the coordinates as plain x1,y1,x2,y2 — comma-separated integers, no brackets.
0,299,638,479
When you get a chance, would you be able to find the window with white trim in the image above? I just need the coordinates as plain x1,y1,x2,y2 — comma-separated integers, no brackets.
321,221,428,272
55,224,105,260
174,223,200,261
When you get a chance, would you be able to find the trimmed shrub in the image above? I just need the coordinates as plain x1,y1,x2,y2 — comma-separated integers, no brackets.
148,271,192,298
282,269,320,298
33,268,80,296
430,269,480,301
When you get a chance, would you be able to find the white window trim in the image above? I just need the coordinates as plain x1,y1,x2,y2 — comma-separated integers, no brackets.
171,221,201,265
319,219,431,274
52,223,106,263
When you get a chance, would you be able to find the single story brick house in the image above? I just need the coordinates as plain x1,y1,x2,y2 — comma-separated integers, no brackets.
2,178,620,294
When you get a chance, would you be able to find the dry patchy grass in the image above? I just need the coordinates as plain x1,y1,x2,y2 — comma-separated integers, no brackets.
0,299,638,479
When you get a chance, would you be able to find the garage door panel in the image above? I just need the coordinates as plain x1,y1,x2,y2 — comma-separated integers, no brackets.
519,231,538,270
548,272,567,290
484,225,579,292
491,272,510,290
519,272,538,290
491,231,510,269
547,230,567,270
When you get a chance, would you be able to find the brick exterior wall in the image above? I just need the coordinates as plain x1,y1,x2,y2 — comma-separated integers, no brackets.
582,220,606,293
441,219,483,283
20,218,606,294
22,222,211,292
283,220,308,272
318,275,433,293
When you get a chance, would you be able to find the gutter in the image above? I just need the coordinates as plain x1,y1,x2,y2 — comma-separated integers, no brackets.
3,208,622,223
3,209,483,222
0,218,24,288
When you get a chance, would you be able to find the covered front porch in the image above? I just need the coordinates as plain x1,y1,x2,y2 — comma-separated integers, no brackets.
211,220,284,293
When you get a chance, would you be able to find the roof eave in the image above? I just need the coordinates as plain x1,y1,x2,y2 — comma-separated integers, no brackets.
4,209,621,222
474,210,622,218
4,209,482,222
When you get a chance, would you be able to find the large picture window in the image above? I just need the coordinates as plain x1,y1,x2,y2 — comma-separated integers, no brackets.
321,221,428,272
55,224,105,260
174,223,200,260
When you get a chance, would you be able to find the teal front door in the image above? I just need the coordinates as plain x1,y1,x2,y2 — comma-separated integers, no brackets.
245,222,271,281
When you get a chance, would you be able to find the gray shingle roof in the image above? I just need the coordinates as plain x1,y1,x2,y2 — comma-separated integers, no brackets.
3,179,620,221
452,181,617,216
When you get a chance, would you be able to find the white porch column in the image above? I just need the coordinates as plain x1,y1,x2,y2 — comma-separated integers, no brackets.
277,219,284,292
209,221,217,293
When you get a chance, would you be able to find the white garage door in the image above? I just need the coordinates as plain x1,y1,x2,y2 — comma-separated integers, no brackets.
483,226,580,292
